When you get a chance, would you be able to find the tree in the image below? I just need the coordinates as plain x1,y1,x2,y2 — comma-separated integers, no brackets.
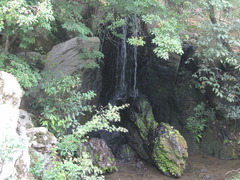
0,0,54,52
184,0,240,102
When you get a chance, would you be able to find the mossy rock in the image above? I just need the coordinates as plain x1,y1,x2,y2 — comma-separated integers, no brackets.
152,123,188,177
201,123,239,160
131,97,158,141
89,138,117,174
116,144,137,161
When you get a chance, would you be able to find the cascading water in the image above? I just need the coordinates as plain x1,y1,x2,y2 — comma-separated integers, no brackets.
115,19,128,99
132,15,139,98
114,16,140,101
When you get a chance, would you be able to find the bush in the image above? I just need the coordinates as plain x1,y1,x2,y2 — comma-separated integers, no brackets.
30,72,96,137
0,53,41,89
37,104,128,180
185,102,215,142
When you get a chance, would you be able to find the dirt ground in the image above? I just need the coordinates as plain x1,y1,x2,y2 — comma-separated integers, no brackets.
105,155,240,180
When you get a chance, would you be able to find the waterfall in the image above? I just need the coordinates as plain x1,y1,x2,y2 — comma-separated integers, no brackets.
133,15,139,98
113,16,140,101
119,21,128,95
115,19,128,99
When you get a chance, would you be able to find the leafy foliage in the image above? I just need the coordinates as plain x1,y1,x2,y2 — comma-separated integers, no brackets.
57,104,128,156
185,102,215,142
0,53,41,89
143,16,184,59
184,0,240,102
1,0,240,179
30,152,46,179
0,0,54,51
52,0,92,39
95,0,184,59
44,104,128,180
43,151,104,180
31,72,96,137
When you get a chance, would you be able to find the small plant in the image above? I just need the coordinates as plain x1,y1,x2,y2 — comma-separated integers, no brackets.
0,134,27,163
185,102,215,142
30,152,46,179
43,151,104,180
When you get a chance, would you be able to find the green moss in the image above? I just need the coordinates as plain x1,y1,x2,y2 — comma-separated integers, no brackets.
101,165,117,174
135,99,158,140
94,154,99,162
152,123,188,177
153,138,183,176
107,156,115,163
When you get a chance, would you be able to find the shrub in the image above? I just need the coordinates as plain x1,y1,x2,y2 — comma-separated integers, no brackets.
185,102,215,142
42,104,128,180
30,72,96,137
0,53,41,89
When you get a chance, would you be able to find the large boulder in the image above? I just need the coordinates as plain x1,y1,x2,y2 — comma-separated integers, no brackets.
44,37,102,96
43,37,102,123
152,123,188,177
123,97,188,177
0,71,30,180
124,97,157,161
18,109,58,178
89,138,117,174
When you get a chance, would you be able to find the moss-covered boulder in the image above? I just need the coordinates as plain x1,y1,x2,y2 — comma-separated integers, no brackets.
124,97,158,161
89,138,117,174
132,98,158,142
152,123,188,177
125,97,188,177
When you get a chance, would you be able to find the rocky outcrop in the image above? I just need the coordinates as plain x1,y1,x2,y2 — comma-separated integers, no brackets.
89,138,117,174
139,46,181,124
152,123,188,177
44,37,102,95
116,144,138,161
27,126,57,177
18,110,58,177
175,48,240,159
0,71,30,180
43,37,102,123
26,127,57,155
122,97,188,177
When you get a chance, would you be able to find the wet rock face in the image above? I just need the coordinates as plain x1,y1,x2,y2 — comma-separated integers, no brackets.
89,138,117,173
152,123,188,177
116,144,138,161
139,49,181,124
0,71,30,180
